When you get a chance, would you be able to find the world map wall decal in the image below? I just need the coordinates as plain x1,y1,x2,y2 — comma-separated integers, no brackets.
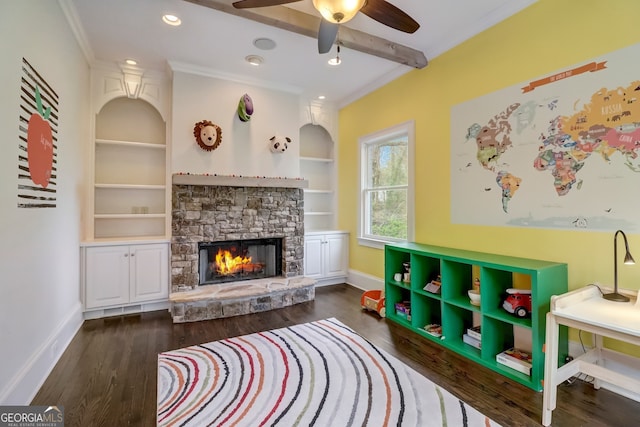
17,58,59,208
451,42,640,231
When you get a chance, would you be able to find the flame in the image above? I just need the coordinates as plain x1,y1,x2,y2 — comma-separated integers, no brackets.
215,249,252,275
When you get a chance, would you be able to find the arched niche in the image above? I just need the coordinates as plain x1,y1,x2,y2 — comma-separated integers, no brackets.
299,123,334,159
96,97,165,144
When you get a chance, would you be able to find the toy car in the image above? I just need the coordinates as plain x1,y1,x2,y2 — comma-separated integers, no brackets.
502,288,532,318
361,290,386,318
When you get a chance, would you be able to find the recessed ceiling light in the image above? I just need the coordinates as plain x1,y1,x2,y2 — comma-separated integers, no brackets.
318,95,326,100
125,59,137,66
253,38,276,50
162,14,181,26
245,55,264,66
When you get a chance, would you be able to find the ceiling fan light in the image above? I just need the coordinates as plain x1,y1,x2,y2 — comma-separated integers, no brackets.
312,0,366,24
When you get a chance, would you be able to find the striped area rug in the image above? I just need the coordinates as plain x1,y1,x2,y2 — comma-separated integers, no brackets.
157,318,501,426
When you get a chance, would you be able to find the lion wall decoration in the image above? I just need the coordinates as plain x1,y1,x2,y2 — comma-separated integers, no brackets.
193,120,222,151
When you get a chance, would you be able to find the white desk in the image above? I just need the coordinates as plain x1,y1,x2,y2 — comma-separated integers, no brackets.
542,285,640,426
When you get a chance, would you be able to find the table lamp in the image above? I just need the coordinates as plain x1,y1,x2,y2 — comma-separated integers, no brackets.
604,230,634,302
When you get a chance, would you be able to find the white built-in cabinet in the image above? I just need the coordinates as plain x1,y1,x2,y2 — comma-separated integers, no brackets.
304,231,349,286
82,243,168,314
82,64,171,318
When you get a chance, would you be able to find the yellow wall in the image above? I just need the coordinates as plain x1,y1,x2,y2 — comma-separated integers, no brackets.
338,0,640,351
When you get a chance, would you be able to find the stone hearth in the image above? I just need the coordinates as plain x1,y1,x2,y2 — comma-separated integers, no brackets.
170,276,315,323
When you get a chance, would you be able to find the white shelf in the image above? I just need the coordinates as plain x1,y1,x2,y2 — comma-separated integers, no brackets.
304,212,333,216
304,189,333,194
300,156,333,163
94,214,166,219
95,139,165,149
95,183,166,190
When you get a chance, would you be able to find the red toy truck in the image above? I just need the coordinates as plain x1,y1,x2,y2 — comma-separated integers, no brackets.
502,288,532,318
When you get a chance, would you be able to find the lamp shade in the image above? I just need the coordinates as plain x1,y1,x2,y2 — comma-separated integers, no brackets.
312,0,366,24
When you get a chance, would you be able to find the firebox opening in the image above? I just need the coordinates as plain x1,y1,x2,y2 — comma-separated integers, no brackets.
198,238,283,286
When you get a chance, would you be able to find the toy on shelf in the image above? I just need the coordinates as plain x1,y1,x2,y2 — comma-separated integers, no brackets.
394,301,411,320
502,288,532,318
467,277,481,305
424,323,442,338
424,274,442,294
361,290,386,318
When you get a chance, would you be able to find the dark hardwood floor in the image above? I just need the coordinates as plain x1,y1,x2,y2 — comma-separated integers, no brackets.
33,284,638,426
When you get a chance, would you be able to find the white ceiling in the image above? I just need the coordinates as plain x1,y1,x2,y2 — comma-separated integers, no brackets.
66,0,536,107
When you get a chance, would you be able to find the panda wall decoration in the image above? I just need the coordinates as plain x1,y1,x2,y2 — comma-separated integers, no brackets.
269,135,291,153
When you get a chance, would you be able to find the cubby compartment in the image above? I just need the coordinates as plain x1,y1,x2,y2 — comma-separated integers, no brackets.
411,254,440,293
481,267,514,315
483,317,537,382
384,242,567,391
442,303,477,355
412,292,442,335
386,250,411,284
385,284,412,326
480,316,515,358
441,260,474,306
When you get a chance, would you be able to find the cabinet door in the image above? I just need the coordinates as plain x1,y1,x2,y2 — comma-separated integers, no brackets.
130,243,169,302
304,235,324,278
324,233,348,277
85,246,130,309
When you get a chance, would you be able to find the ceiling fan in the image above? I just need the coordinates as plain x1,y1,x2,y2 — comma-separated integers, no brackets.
231,0,420,54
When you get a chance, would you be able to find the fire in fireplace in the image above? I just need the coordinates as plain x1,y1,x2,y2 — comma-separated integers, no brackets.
198,238,283,285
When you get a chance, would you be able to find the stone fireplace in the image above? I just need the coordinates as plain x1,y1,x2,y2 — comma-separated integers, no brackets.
169,174,315,322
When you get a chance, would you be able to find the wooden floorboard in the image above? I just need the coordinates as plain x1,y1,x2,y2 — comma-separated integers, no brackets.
32,284,638,426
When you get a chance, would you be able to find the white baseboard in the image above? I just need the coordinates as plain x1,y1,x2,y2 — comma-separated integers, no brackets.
313,276,348,287
0,302,84,405
346,269,384,292
83,300,170,320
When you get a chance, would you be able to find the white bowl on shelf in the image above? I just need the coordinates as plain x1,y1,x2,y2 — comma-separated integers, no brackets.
468,289,481,306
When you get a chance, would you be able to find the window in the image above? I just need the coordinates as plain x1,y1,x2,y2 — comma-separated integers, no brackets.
358,121,415,248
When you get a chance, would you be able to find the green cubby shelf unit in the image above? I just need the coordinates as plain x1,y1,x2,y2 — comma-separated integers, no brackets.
385,242,568,391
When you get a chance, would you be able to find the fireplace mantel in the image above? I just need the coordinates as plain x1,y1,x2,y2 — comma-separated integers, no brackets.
173,173,308,189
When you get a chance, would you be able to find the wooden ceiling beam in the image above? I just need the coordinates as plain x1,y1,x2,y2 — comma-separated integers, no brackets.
183,0,428,69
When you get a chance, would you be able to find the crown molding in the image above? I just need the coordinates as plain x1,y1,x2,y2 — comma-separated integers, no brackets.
168,61,304,95
57,0,95,64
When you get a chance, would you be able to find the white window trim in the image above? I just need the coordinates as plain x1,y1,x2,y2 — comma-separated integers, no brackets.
357,120,415,249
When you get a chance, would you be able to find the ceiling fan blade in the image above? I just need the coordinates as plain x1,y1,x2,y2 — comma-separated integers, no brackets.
232,0,301,9
318,20,339,54
360,0,420,33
